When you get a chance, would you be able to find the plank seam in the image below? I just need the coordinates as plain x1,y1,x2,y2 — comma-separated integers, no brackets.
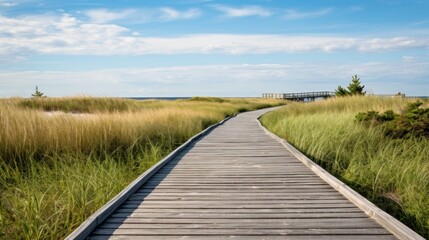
65,114,237,240
257,115,424,240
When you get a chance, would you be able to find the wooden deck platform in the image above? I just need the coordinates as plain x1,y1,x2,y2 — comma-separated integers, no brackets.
68,108,423,240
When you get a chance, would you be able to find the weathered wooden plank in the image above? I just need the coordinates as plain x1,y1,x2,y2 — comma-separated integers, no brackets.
136,189,339,193
123,199,351,204
111,212,367,218
89,235,396,240
144,180,327,185
157,170,314,174
151,173,318,177
159,168,312,172
103,217,373,224
119,205,358,210
142,174,329,178
121,203,355,209
97,221,382,229
143,183,331,187
102,217,374,224
162,164,308,167
131,191,343,196
115,208,363,214
140,186,334,190
128,195,345,201
143,183,330,187
146,178,326,182
165,162,304,165
92,228,391,235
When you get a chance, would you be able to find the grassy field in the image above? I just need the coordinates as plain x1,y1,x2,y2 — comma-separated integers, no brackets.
260,96,429,238
0,96,285,239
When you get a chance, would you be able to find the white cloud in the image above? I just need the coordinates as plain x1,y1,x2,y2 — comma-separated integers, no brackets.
284,8,333,20
0,1,17,7
213,5,271,17
357,37,426,51
181,0,213,3
1,62,428,97
402,56,419,62
84,7,201,24
159,7,201,21
84,9,136,24
0,13,429,57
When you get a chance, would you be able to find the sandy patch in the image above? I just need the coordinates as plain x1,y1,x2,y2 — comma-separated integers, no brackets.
43,111,95,119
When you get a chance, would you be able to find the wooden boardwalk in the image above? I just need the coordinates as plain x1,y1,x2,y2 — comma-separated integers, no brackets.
81,108,409,239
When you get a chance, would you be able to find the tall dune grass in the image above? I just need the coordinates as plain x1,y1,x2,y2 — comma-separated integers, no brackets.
0,97,285,239
260,96,429,238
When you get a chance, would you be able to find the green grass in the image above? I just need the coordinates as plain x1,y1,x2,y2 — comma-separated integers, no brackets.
188,96,227,103
0,97,285,239
260,96,429,238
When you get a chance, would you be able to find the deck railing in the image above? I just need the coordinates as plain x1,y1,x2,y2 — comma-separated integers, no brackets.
262,91,335,101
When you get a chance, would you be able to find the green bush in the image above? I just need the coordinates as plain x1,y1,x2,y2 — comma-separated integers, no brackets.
356,101,429,138
189,97,228,103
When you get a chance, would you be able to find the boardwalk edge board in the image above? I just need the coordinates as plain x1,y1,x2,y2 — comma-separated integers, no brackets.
65,114,236,240
257,116,424,240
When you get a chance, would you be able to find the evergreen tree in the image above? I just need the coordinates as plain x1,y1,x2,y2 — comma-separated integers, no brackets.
335,85,349,96
396,92,406,98
347,75,365,95
31,85,46,98
335,75,366,96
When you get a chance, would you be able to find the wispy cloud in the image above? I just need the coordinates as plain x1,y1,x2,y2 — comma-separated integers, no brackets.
158,7,201,21
84,7,201,24
402,55,419,62
84,9,136,23
0,2,17,7
212,5,272,18
180,0,213,4
349,6,364,12
2,62,428,97
1,13,429,57
284,8,333,20
409,19,429,26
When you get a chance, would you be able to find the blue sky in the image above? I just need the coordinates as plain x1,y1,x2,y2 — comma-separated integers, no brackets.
1,0,428,97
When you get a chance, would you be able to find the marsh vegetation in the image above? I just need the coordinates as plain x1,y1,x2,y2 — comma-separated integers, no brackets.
0,96,285,239
260,96,429,238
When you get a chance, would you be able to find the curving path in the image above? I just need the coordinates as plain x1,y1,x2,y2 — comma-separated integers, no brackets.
87,108,398,239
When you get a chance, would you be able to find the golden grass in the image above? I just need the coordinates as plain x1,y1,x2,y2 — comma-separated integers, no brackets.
0,97,285,239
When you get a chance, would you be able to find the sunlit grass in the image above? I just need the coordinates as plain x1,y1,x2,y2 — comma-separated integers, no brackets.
0,96,285,239
260,96,429,238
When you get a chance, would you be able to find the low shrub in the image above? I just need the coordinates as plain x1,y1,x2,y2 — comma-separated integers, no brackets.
356,101,429,138
189,96,228,103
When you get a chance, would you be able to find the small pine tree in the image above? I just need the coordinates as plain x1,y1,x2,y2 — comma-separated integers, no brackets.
31,85,46,98
347,75,365,95
335,85,349,96
396,92,406,98
335,75,366,96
